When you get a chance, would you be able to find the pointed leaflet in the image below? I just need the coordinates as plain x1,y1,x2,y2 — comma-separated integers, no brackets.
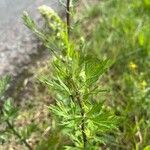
22,12,46,41
2,99,18,121
90,113,118,131
86,102,103,117
85,57,111,86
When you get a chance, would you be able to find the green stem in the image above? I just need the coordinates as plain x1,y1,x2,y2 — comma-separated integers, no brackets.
76,94,87,148
66,0,87,147
6,120,33,150
71,80,87,148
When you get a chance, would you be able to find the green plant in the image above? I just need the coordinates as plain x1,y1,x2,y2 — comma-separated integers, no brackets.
23,0,118,149
0,76,37,150
74,0,150,149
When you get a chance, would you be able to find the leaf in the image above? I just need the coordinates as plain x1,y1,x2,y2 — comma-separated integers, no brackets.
20,123,38,139
36,130,62,150
85,57,111,85
22,11,36,31
144,145,150,150
138,33,145,46
86,102,103,117
144,0,150,8
2,99,18,120
22,11,46,42
64,146,79,150
90,113,118,131
0,75,10,97
0,132,9,143
39,76,71,98
57,76,71,95
83,88,109,99
49,103,68,118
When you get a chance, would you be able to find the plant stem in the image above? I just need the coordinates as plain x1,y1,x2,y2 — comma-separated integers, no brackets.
135,116,142,149
6,120,33,150
76,94,87,148
66,0,70,39
70,79,87,147
66,0,87,147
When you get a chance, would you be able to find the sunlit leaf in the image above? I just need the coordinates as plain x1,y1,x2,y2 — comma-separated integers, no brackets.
86,102,103,117
85,57,111,85
144,145,150,150
138,33,145,46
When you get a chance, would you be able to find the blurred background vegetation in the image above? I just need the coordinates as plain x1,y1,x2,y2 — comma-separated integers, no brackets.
73,0,150,149
0,0,150,149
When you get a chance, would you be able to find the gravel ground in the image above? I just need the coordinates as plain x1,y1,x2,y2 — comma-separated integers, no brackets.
0,0,64,77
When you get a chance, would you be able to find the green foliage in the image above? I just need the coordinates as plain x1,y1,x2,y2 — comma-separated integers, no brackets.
23,3,118,149
1,0,148,149
20,123,38,140
144,145,150,150
1,99,18,121
73,0,150,149
23,5,66,53
0,77,34,150
0,76,10,97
